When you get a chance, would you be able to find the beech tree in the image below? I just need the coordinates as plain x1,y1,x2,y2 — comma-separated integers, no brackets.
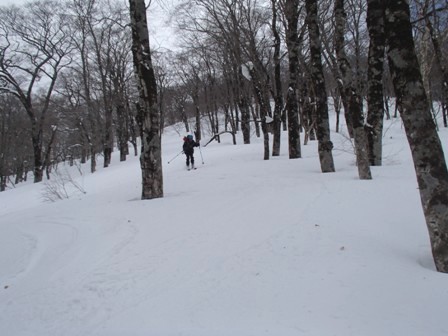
420,0,448,127
335,0,371,179
238,1,273,159
244,62,270,160
366,0,386,166
129,0,163,200
175,0,258,144
270,0,283,157
0,0,74,183
153,50,176,136
85,1,127,168
305,0,335,173
0,95,31,191
313,1,352,139
383,0,448,272
282,0,302,159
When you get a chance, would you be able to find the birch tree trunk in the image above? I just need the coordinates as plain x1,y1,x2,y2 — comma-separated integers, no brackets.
384,0,448,273
129,0,163,200
366,0,386,166
305,0,335,172
335,0,371,180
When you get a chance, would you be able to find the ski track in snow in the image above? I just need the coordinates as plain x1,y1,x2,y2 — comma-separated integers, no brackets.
0,207,148,335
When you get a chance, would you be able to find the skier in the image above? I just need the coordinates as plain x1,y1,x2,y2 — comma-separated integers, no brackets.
182,134,200,170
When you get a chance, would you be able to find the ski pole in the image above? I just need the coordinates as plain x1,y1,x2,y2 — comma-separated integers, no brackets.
167,151,183,164
198,145,204,164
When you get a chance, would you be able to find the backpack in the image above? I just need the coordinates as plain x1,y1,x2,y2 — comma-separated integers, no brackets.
183,138,195,154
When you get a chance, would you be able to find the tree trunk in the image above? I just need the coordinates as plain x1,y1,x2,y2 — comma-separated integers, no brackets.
384,96,391,120
30,119,44,183
384,0,448,273
305,0,335,172
332,90,342,133
423,1,448,128
103,107,113,168
284,0,301,159
271,0,283,156
366,0,386,166
238,77,252,144
129,0,163,200
335,0,371,180
0,176,5,192
193,91,201,142
248,65,270,160
116,101,128,162
43,126,58,180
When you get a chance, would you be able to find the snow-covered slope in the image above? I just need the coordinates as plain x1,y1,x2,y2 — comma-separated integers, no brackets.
1,113,447,336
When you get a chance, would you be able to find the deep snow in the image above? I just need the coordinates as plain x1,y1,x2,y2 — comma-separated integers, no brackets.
1,111,447,336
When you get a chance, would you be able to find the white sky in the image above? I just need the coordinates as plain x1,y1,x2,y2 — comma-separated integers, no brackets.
0,0,25,5
0,0,178,50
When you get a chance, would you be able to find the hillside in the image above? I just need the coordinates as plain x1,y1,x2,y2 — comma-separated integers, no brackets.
0,112,447,336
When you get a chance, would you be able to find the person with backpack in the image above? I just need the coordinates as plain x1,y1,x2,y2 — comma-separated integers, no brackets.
182,134,200,170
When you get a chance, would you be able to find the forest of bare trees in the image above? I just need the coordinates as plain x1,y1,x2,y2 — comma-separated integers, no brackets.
1,0,448,271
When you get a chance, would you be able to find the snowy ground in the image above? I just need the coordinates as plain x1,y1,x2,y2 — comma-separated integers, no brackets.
1,111,447,336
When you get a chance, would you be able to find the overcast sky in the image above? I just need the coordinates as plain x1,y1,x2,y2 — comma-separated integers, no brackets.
0,0,25,6
0,0,178,51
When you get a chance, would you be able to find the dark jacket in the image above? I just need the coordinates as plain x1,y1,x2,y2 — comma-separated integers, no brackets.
183,138,199,155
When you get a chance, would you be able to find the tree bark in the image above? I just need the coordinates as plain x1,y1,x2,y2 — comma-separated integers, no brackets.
129,0,163,200
335,0,371,180
384,0,448,272
284,0,301,159
366,0,386,166
422,0,448,128
271,0,283,156
86,15,113,169
248,64,270,160
305,0,335,172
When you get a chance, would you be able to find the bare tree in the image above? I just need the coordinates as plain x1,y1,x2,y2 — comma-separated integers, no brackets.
271,0,283,157
129,0,163,200
282,0,302,159
305,0,335,173
0,95,31,190
0,0,74,183
345,0,369,95
175,0,253,144
384,0,448,272
153,50,176,135
68,0,102,173
244,62,271,160
420,0,448,127
174,50,207,140
335,0,371,179
107,18,134,162
237,0,273,158
85,1,119,168
366,0,386,166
